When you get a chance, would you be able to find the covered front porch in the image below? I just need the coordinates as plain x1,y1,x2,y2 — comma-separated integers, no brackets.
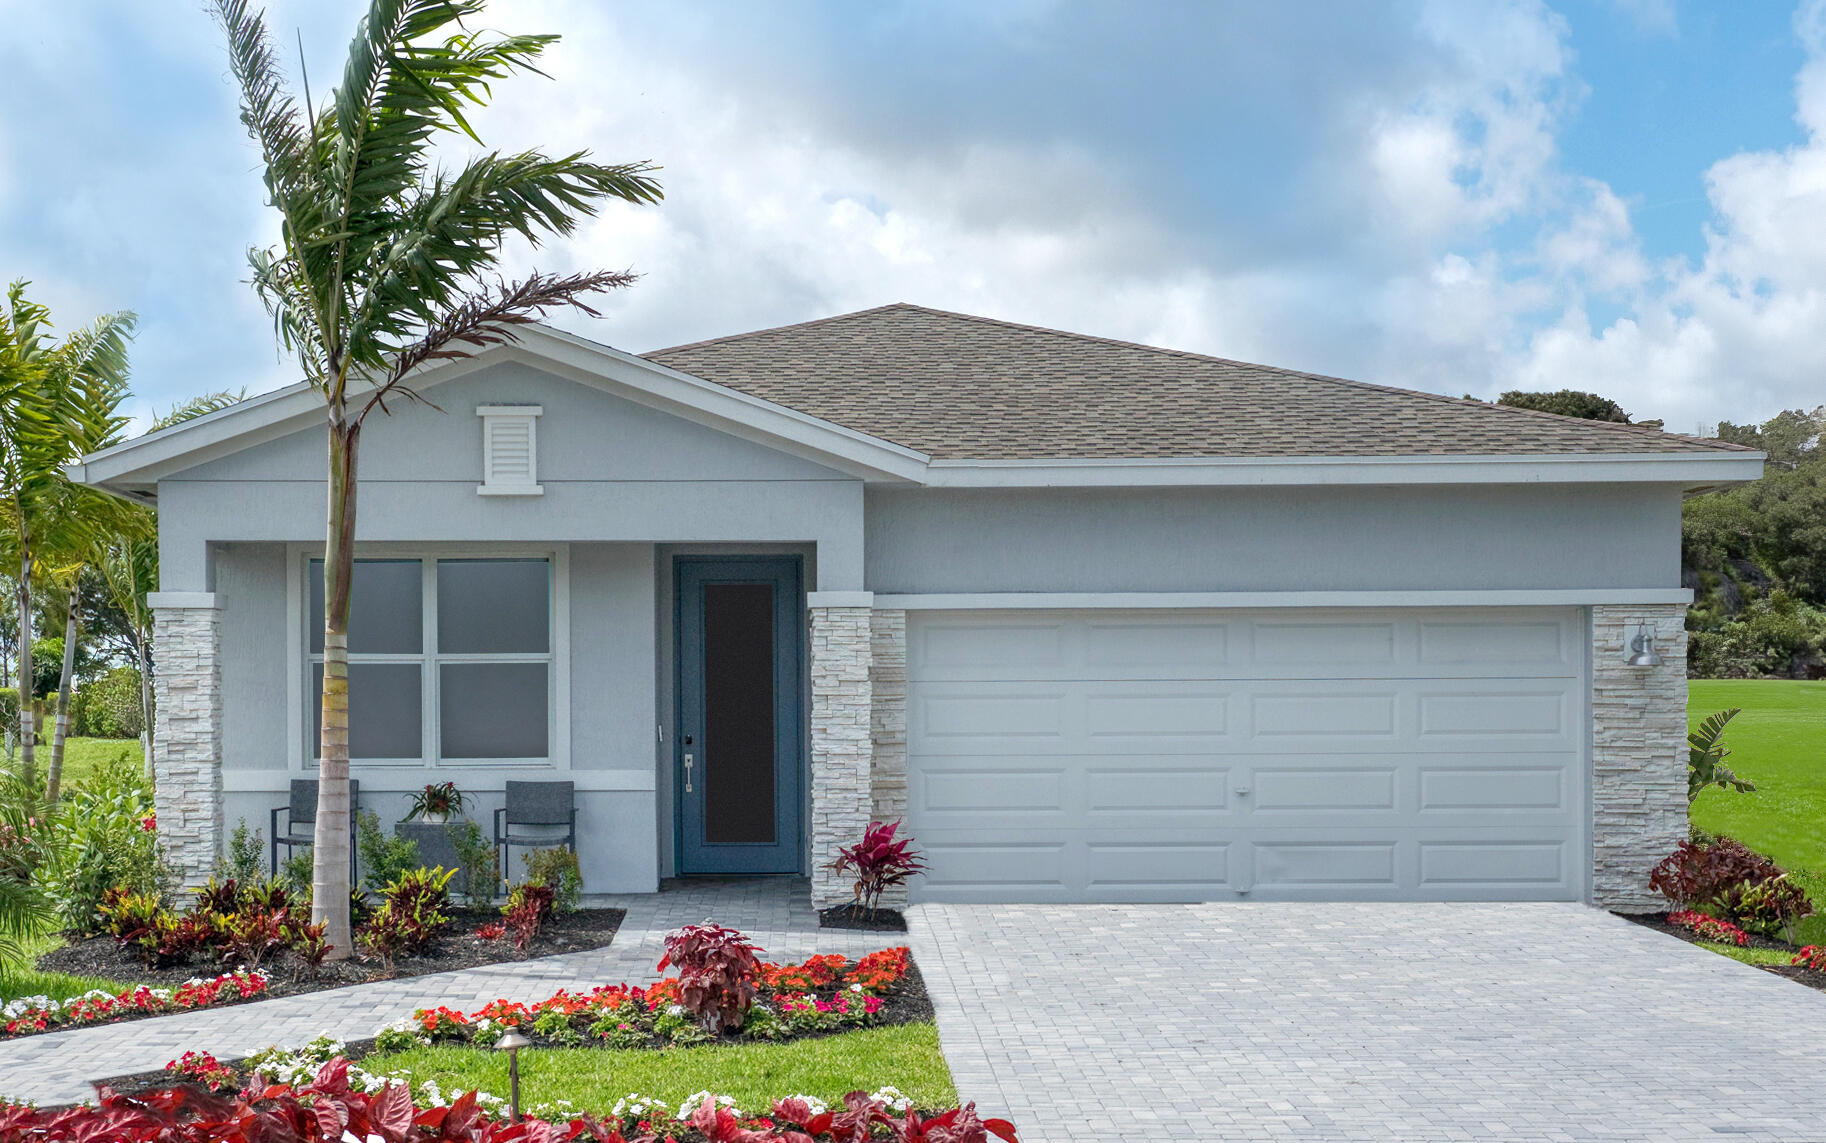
152,539,894,908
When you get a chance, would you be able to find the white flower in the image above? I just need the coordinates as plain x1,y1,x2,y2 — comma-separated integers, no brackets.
612,1093,670,1120
781,1095,829,1115
870,1086,912,1113
676,1091,739,1120
850,983,864,992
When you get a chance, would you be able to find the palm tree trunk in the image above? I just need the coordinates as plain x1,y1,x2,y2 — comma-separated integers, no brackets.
314,420,360,961
15,548,34,791
135,633,154,781
47,579,80,803
127,549,154,780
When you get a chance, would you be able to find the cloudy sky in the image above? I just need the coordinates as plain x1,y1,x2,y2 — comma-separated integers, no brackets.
2,0,1822,434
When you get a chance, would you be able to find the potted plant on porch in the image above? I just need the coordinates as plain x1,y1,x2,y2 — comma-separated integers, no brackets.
405,781,467,826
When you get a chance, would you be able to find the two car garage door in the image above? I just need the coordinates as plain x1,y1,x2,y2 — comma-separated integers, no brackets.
904,608,1587,902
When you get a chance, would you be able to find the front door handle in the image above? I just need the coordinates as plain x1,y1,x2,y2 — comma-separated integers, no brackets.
683,752,694,794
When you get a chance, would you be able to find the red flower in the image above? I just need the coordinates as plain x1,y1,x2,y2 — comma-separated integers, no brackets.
140,815,156,832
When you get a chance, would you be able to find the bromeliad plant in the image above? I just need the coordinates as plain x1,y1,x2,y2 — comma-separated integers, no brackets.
405,781,467,823
827,820,928,918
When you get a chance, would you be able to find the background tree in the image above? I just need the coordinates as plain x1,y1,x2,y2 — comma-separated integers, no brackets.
0,282,134,793
213,0,661,958
1497,389,1633,423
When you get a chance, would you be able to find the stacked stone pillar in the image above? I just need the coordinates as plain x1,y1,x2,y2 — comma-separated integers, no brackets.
807,596,874,907
1590,603,1689,910
148,592,224,889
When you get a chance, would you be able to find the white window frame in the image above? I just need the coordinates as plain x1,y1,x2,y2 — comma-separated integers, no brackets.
286,543,571,774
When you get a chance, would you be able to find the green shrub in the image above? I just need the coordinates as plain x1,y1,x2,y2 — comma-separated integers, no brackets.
72,667,144,739
49,754,171,933
447,820,500,907
356,810,419,894
216,820,265,884
358,866,453,967
521,846,581,912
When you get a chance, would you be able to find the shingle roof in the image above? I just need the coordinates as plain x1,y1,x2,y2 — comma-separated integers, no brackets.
642,303,1751,460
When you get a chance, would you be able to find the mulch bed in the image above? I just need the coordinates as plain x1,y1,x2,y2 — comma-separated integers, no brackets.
817,904,907,932
1619,911,1826,993
85,955,936,1103
36,907,625,1004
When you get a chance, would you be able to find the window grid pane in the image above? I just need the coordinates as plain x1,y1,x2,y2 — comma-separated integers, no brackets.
306,554,554,765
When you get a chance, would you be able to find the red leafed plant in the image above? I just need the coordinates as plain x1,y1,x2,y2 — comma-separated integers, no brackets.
1648,837,1781,914
475,921,507,941
503,881,557,950
826,820,928,917
659,923,762,1034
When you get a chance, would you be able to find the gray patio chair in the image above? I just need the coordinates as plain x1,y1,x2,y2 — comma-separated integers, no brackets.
494,780,576,881
271,778,359,879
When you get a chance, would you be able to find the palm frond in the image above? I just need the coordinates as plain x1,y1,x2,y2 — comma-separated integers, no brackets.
148,389,249,433
344,150,659,362
358,270,634,419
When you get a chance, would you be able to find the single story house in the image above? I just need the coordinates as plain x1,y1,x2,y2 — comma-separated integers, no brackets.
73,304,1763,910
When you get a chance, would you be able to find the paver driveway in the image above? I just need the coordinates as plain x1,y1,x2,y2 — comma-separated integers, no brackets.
909,901,1826,1143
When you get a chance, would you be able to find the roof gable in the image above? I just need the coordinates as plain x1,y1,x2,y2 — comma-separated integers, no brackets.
645,303,1755,461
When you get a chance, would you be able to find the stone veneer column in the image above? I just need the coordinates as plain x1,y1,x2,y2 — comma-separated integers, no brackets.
1591,603,1689,911
149,592,224,890
808,598,874,907
868,610,910,908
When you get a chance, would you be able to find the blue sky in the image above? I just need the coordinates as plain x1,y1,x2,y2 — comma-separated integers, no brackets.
3,0,1824,433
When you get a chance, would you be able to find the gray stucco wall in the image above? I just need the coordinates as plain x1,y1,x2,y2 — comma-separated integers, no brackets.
156,361,867,592
863,484,1683,594
217,544,288,772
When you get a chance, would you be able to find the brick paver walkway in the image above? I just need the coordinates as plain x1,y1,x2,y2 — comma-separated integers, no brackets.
0,879,889,1106
908,901,1826,1143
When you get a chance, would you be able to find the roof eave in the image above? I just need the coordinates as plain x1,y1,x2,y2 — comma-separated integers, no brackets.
920,451,1767,489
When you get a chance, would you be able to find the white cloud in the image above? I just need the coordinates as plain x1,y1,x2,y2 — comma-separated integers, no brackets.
1497,0,1826,429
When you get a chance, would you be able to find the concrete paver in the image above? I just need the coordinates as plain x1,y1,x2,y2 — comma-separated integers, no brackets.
908,901,1826,1143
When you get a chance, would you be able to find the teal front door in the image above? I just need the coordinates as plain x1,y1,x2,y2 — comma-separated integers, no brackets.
676,557,803,874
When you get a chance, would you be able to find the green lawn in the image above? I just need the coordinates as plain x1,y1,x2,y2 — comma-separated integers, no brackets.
0,932,129,1004
363,1023,958,1114
1687,679,1826,945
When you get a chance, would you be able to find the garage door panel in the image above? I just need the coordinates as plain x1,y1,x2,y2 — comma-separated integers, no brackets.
1419,764,1568,811
1251,691,1398,737
917,688,1067,742
1085,620,1230,668
920,767,1066,814
1250,767,1397,812
1253,620,1397,664
1419,617,1571,666
1254,841,1398,888
1086,842,1229,893
1085,765,1229,812
906,608,1585,903
1416,687,1573,740
1419,841,1565,887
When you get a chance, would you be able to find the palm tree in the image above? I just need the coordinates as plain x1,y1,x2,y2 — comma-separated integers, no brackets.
213,0,661,958
0,283,134,796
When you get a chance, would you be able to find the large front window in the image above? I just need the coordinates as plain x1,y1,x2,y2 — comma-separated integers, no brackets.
308,556,553,764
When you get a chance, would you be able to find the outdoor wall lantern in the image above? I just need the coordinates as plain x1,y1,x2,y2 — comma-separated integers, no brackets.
1626,625,1664,667
495,1029,531,1121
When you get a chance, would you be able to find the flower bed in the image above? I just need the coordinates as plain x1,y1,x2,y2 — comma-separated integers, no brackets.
0,1055,1018,1142
0,970,268,1039
1668,909,1750,946
377,947,917,1053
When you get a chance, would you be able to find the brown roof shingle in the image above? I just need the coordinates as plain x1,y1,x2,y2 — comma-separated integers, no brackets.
642,303,1751,460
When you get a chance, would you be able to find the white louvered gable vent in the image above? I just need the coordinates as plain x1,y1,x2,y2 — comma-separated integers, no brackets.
476,405,544,496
